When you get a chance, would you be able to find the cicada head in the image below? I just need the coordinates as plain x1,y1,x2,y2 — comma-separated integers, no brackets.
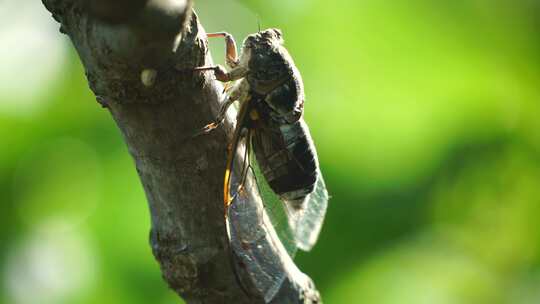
243,28,284,50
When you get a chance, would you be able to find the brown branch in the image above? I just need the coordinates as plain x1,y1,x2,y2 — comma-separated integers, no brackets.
41,0,321,303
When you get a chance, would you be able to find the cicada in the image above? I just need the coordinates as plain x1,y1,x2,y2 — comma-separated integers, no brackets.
195,28,328,301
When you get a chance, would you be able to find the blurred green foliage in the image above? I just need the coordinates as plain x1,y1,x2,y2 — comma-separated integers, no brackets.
2,0,540,303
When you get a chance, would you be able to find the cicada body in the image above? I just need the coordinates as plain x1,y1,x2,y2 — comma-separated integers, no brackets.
195,29,328,303
195,28,328,301
243,29,319,212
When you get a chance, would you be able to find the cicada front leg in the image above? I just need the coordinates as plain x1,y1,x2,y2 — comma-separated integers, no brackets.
194,31,239,83
192,32,250,136
207,32,239,68
193,64,248,83
194,32,248,83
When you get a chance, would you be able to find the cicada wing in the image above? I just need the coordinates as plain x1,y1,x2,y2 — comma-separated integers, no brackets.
224,99,323,301
252,118,329,252
284,120,329,252
226,141,308,302
249,156,299,257
224,109,291,301
227,168,290,303
283,169,329,252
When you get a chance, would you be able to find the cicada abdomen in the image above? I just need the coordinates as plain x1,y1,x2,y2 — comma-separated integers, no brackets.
251,113,318,210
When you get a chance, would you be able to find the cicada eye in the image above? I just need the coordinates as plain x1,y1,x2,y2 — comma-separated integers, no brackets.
272,28,282,38
243,36,256,48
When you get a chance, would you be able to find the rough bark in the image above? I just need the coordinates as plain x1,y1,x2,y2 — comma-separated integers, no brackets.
41,1,321,303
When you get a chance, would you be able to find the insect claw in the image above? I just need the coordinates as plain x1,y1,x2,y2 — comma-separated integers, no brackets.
193,65,230,82
203,122,219,133
190,122,220,138
222,82,232,93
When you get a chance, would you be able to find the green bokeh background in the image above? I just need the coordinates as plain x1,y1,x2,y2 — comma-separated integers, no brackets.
2,1,540,303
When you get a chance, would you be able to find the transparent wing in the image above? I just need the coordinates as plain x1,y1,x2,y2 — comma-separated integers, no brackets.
223,102,290,301
254,118,329,252
249,157,299,257
225,104,327,301
227,151,290,302
283,120,329,251
283,169,329,251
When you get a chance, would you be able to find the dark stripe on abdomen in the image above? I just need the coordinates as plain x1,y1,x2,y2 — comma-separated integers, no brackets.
253,120,318,201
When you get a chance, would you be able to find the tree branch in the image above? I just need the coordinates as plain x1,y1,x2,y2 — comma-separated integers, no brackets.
41,1,321,303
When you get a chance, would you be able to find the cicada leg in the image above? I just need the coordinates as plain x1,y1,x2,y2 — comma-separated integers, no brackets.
207,32,239,68
197,95,236,134
226,129,251,209
193,81,249,137
237,129,253,194
223,97,252,217
193,63,248,83
222,81,233,94
194,32,248,83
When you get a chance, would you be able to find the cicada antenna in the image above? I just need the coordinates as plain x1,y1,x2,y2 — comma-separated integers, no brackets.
256,14,261,32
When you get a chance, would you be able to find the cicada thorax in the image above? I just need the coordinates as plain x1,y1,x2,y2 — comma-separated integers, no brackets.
246,42,304,123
